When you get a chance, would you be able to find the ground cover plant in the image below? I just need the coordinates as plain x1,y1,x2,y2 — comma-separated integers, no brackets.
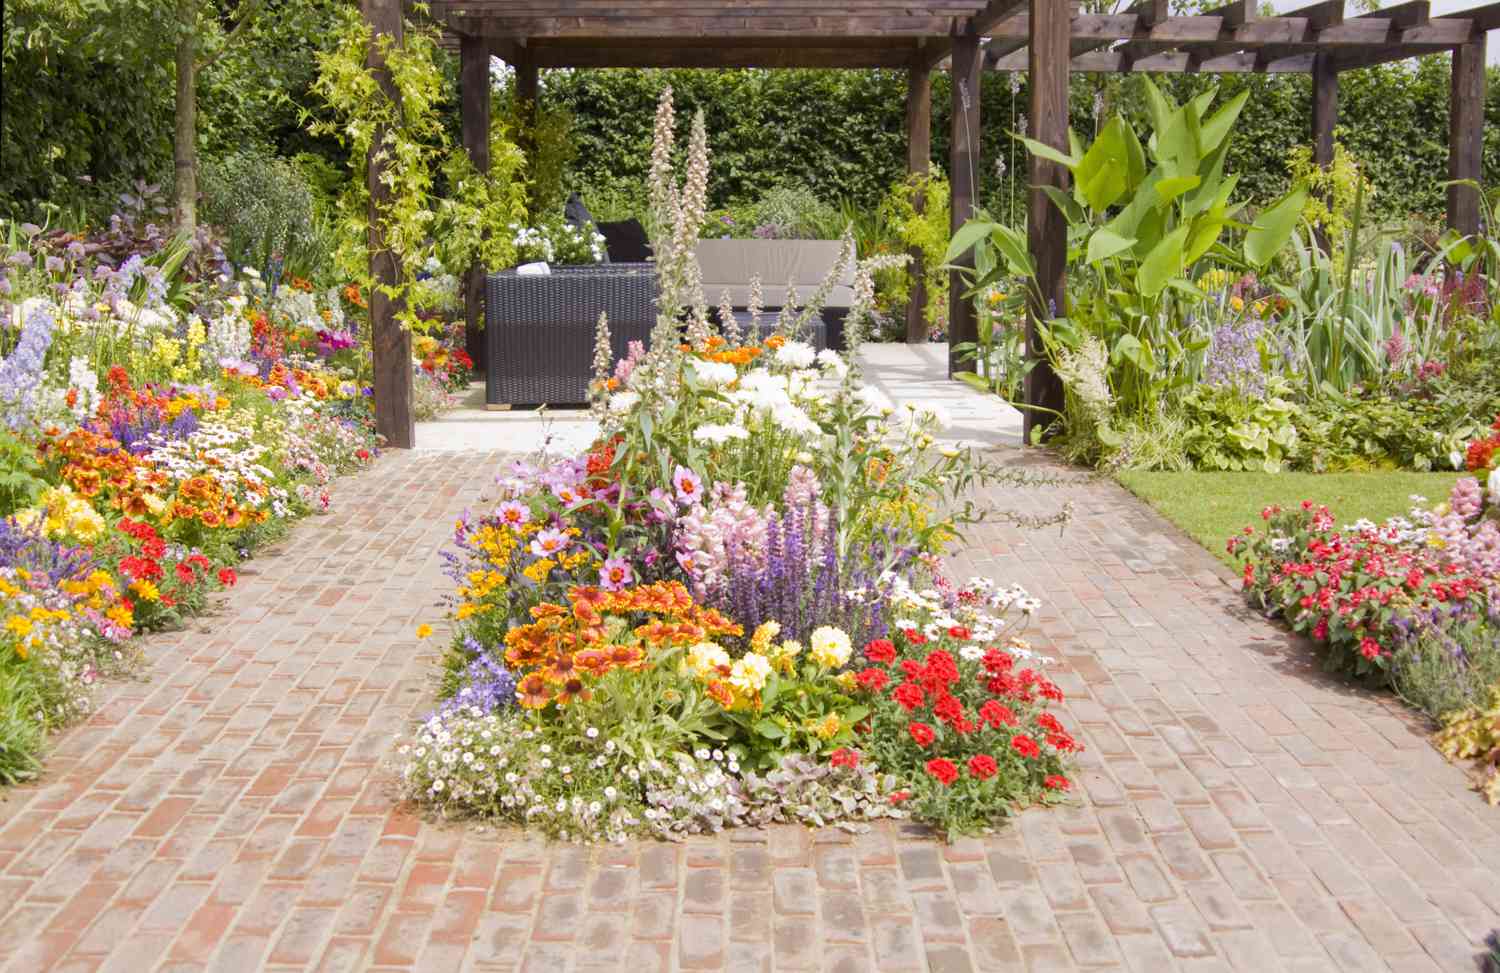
402,89,1078,841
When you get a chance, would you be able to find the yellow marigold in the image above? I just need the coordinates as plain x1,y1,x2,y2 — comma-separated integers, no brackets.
416,623,433,639
750,620,781,654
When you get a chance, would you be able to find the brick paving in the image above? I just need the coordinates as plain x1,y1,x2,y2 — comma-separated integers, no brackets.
1,449,1497,972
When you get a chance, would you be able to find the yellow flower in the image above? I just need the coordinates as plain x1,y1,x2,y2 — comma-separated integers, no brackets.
809,626,852,669
1229,296,1245,312
749,620,781,654
522,558,555,583
728,653,773,695
810,713,842,740
686,641,731,678
416,623,433,639
130,579,160,602
5,615,33,638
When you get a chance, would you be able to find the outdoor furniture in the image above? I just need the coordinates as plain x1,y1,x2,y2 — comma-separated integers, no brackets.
485,262,658,406
726,310,829,351
696,239,853,350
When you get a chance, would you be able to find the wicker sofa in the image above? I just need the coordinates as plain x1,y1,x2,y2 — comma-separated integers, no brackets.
695,238,853,349
484,263,658,407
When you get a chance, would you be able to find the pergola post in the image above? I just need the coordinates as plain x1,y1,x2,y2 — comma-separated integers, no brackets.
1310,52,1338,253
515,46,539,137
906,64,932,344
1024,0,1067,441
363,0,414,448
947,29,981,376
460,34,491,376
1448,36,1486,240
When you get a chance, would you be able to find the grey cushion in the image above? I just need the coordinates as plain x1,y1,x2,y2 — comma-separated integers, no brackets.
696,239,855,310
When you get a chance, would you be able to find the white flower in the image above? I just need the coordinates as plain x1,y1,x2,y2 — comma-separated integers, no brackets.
958,645,986,662
608,391,640,414
693,423,750,445
771,403,819,437
694,748,711,761
816,349,847,375
505,772,519,784
854,385,893,416
775,340,816,368
560,765,572,775
540,758,553,769
604,786,618,801
432,779,445,791
809,626,852,668
585,726,599,739
690,359,738,387
1490,467,1500,504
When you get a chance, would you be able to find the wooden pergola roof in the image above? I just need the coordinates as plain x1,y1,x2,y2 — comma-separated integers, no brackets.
432,0,1499,74
364,0,1493,449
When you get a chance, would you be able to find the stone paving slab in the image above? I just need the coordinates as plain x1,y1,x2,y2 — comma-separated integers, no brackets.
1,449,1497,972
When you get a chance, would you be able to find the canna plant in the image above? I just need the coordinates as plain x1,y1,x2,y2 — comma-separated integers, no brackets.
947,77,1306,421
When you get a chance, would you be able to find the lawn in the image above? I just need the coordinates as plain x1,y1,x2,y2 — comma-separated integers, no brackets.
1116,470,1467,567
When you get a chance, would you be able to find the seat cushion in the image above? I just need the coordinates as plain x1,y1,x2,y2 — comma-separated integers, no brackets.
599,219,650,263
695,239,854,309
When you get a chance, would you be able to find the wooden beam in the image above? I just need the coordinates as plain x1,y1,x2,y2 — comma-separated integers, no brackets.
1449,35,1486,239
948,29,981,377
526,44,919,68
363,0,414,449
921,0,1027,70
906,65,932,345
1311,52,1338,252
460,34,490,377
438,13,964,37
1025,0,1066,439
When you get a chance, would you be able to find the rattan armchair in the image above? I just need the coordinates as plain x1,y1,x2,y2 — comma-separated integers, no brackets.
484,263,659,406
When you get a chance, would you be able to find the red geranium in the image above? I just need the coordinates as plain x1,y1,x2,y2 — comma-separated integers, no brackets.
907,721,936,747
1011,735,1040,759
967,754,998,780
1044,775,1070,791
830,747,860,769
863,638,896,664
217,568,238,587
856,667,890,693
891,682,924,712
979,699,1017,728
924,758,959,786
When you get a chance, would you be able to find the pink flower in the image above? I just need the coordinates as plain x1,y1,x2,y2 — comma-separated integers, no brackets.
529,528,569,558
599,556,634,591
496,500,530,528
672,465,705,505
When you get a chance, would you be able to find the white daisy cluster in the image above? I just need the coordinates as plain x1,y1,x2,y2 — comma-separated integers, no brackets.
881,571,1049,663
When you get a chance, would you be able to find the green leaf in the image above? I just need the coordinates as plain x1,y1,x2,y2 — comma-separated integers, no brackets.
1076,115,1131,212
1244,185,1308,269
1199,88,1249,157
1154,174,1202,204
943,220,1002,263
753,719,786,740
1137,223,1190,298
1017,135,1079,171
1085,227,1137,265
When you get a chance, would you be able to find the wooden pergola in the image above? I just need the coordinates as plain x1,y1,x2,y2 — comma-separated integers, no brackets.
361,0,1496,446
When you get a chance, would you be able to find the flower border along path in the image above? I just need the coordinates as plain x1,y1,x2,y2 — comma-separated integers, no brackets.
1,449,1497,972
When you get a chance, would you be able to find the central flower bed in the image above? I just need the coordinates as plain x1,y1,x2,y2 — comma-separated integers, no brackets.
399,86,1078,841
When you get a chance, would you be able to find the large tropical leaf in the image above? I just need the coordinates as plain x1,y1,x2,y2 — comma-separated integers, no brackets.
1244,185,1308,269
1137,223,1190,297
1086,227,1137,265
1017,135,1079,171
944,220,1003,263
1199,89,1250,157
1076,115,1132,213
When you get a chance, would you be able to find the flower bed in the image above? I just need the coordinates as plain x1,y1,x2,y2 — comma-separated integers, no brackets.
0,219,388,784
1231,470,1500,801
400,87,1078,841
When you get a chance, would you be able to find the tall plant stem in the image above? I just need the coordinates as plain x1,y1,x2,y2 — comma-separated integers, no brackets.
1334,175,1366,390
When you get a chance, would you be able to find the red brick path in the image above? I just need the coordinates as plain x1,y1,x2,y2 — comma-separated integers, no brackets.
1,450,1496,972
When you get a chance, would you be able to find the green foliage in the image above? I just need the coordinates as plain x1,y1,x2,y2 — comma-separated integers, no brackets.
1391,619,1500,724
1286,141,1373,266
1433,678,1500,805
878,174,950,329
199,146,326,277
0,661,45,786
494,83,579,222
0,429,50,517
1179,384,1300,473
307,8,524,327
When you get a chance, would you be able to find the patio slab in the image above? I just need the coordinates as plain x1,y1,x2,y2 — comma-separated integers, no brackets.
414,341,1024,453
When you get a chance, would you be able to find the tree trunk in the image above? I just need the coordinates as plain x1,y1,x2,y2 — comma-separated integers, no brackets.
173,0,198,235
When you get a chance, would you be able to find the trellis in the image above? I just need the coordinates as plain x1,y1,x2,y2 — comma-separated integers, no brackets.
357,0,1495,445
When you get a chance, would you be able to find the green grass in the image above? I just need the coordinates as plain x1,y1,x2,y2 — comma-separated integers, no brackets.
1116,470,1467,567
0,661,45,787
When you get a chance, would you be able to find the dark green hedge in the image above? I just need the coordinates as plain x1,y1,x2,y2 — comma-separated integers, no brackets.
547,59,1500,220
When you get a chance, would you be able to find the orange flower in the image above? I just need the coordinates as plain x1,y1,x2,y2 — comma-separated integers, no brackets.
607,645,644,669
543,652,578,684
764,335,786,350
573,649,613,678
705,680,733,708
516,673,552,709
553,677,590,706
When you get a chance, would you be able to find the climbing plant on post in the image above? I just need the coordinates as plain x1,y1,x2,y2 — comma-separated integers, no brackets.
361,0,412,448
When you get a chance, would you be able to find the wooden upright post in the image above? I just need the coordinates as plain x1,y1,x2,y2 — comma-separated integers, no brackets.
460,34,491,376
1024,0,1067,442
906,64,932,344
363,0,413,448
1448,36,1486,240
947,29,981,376
1311,53,1338,253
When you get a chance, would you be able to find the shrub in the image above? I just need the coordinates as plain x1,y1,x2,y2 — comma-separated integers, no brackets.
200,147,325,278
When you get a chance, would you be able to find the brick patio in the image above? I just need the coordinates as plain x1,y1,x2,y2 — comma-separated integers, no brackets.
1,449,1496,972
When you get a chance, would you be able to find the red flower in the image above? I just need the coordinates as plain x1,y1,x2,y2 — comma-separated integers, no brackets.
863,638,896,664
908,721,936,747
891,682,925,712
174,562,195,584
1036,712,1063,733
217,568,238,587
898,659,924,681
946,625,970,640
967,754,998,780
979,700,1017,728
1043,775,1070,791
356,449,371,461
932,693,964,726
981,649,1013,673
924,758,959,786
830,747,860,769
902,629,927,646
889,791,911,805
855,667,890,693
1359,637,1381,660
1011,735,1040,759
1046,731,1080,753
